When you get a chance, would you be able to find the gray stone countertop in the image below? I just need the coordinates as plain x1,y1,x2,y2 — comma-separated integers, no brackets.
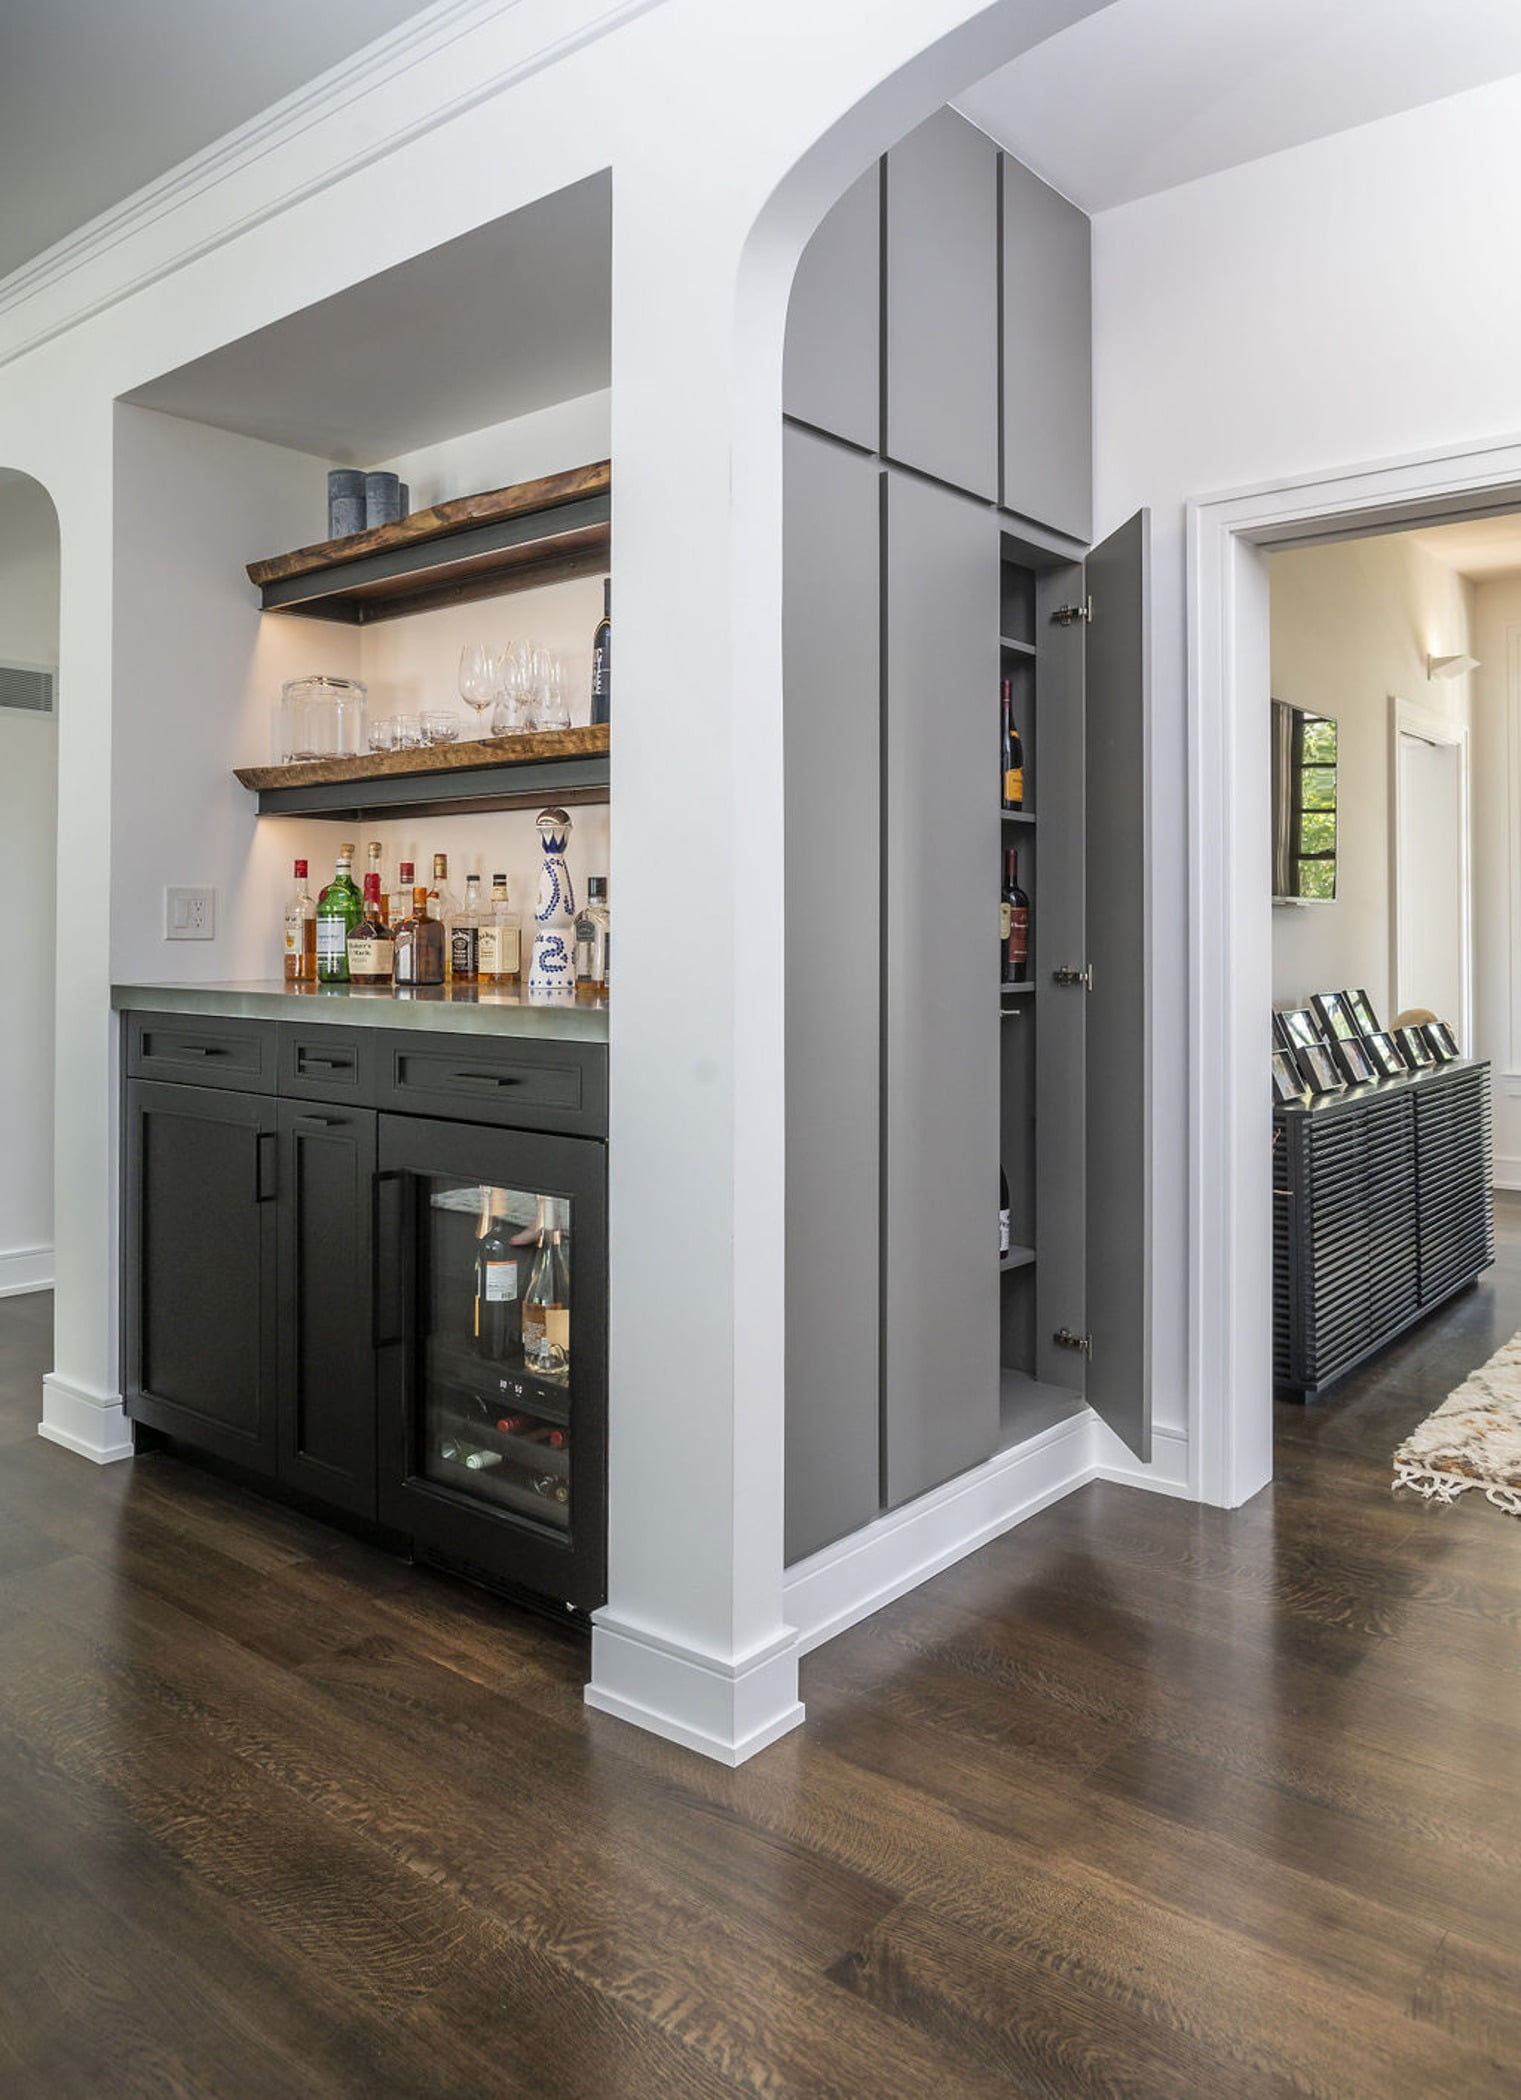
112,980,609,1044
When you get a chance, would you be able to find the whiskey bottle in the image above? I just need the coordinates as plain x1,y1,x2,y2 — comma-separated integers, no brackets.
389,859,416,932
522,1221,571,1378
428,853,458,976
347,872,394,987
283,860,316,982
394,885,446,986
450,873,483,984
477,873,522,986
316,842,362,983
472,1188,519,1360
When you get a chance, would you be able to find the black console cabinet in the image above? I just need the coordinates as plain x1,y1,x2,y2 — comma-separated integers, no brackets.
1273,1060,1493,1400
122,1008,608,1614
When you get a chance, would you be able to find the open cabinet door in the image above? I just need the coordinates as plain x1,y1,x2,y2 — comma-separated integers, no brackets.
1084,511,1151,1459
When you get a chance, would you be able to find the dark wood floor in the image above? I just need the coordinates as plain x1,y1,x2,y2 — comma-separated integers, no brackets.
4,1216,1521,2098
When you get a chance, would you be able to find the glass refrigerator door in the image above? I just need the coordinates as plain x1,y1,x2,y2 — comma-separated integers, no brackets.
417,1178,575,1533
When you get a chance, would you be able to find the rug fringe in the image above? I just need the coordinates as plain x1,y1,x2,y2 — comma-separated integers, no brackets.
1393,1459,1521,1519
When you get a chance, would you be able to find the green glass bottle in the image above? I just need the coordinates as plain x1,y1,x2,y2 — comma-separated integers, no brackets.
316,841,362,983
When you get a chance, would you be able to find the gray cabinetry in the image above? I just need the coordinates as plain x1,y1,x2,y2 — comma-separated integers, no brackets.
783,425,883,1560
884,110,1000,501
1002,155,1092,540
783,165,881,453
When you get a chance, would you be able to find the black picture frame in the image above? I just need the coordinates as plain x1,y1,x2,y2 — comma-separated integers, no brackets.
1397,1024,1436,1068
1344,988,1381,1036
1364,1030,1406,1077
1295,1042,1345,1095
1423,1020,1461,1062
1271,1050,1307,1104
1275,1007,1321,1052
1330,1034,1376,1085
1310,990,1359,1042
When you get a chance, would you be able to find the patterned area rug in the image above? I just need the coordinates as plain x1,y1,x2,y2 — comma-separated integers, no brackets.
1393,1331,1521,1518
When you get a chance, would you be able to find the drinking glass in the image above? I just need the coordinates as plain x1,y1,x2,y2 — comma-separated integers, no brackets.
536,652,570,732
367,717,394,754
421,708,461,746
493,641,530,736
458,643,497,739
392,713,423,750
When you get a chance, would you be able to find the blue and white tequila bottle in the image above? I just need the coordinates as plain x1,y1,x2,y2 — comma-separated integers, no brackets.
528,806,577,994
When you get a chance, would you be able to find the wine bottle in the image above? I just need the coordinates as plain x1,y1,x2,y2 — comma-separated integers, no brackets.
1001,849,1030,985
347,872,394,987
473,1189,519,1360
591,576,611,726
522,1219,571,1378
1001,678,1024,811
283,860,316,982
315,842,362,983
1000,1168,1011,1256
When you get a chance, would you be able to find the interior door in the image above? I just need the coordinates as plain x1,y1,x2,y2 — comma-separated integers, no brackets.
1083,511,1152,1460
1394,727,1468,1045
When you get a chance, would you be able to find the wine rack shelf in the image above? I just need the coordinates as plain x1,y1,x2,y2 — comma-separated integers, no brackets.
1000,1244,1036,1272
246,460,611,625
1000,635,1038,658
234,725,610,822
1001,809,1037,824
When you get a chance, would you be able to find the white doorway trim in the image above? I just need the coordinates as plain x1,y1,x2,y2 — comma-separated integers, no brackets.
1187,430,1521,1510
1388,694,1473,1050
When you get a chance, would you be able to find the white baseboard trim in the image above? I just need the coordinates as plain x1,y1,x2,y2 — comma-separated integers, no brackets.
585,1614,804,1766
39,1373,134,1465
784,1408,1097,1657
0,1246,52,1298
1090,1420,1193,1499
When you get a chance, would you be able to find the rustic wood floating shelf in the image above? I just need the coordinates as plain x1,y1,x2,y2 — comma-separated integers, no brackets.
235,726,610,821
246,460,611,625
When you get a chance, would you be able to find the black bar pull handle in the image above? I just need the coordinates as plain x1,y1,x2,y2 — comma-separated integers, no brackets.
177,1043,224,1058
292,1114,338,1130
452,1071,521,1089
255,1130,278,1201
374,1171,406,1346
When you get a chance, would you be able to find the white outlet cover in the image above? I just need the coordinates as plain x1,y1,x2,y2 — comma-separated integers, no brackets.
165,885,215,940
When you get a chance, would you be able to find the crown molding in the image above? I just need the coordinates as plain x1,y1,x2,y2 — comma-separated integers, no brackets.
0,0,658,372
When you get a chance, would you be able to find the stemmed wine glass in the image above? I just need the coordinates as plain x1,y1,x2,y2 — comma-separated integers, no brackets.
458,642,497,740
493,641,529,736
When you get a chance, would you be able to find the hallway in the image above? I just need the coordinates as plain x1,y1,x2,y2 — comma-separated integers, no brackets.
1,1217,1519,2097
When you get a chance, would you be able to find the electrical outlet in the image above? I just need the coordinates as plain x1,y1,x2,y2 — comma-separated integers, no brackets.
165,886,216,940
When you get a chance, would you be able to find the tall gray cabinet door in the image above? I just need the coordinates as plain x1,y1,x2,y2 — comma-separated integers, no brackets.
784,426,883,1562
784,164,881,454
884,110,999,501
1002,156,1092,542
883,469,1001,1506
1083,510,1151,1459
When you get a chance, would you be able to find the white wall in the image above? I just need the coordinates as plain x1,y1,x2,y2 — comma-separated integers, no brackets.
1471,571,1521,1184
0,474,58,1294
1269,534,1473,1019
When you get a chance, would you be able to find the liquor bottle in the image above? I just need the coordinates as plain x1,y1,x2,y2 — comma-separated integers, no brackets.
283,859,316,982
472,1187,519,1359
591,576,611,726
522,1221,571,1377
316,842,362,983
1000,1168,1011,1256
1001,850,1030,985
477,874,522,986
1001,678,1025,811
428,853,459,978
394,885,446,986
364,840,385,901
528,807,577,993
451,873,483,984
573,876,610,994
347,873,394,987
389,859,416,931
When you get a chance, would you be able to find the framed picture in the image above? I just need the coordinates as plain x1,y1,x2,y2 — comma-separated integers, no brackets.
1344,988,1381,1036
1295,1041,1344,1095
1364,1030,1406,1078
1271,1050,1307,1104
1397,1024,1436,1068
1330,1034,1376,1085
1310,990,1359,1042
1274,1007,1321,1052
1424,1020,1461,1061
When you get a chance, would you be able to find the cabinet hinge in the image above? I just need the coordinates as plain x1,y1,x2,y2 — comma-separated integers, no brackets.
1052,597,1093,626
1053,1327,1093,1358
1051,963,1094,990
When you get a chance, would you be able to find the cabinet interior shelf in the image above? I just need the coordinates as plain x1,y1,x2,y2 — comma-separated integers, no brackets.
1001,809,1036,824
246,460,611,625
1000,1244,1036,1271
1000,635,1038,657
234,725,610,820
1001,980,1037,998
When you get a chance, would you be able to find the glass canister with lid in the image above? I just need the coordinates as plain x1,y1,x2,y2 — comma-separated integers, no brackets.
274,675,368,763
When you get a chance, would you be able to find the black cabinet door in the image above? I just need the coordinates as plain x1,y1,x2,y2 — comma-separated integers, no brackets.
375,1114,607,1615
276,1101,378,1518
123,1079,279,1471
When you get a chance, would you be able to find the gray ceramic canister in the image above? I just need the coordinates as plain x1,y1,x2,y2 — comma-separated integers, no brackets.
364,471,403,528
327,469,366,539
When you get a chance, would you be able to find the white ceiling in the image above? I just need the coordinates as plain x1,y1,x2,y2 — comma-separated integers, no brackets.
957,0,1521,211
1411,516,1521,582
0,0,439,284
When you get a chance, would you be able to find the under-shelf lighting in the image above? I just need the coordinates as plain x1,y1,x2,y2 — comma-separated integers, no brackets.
1427,652,1480,680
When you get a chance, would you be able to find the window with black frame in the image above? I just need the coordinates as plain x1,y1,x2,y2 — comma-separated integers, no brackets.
1272,700,1338,901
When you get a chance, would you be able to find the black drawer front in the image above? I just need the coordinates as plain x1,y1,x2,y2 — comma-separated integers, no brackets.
375,1031,607,1137
126,1012,276,1093
277,1024,379,1106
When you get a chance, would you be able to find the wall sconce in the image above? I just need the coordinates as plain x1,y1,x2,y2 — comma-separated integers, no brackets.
1427,653,1480,679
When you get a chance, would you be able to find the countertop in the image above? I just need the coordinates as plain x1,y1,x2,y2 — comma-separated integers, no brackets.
112,980,609,1043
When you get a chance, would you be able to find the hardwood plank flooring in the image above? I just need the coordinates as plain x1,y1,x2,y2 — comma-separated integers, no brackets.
4,1209,1521,2097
